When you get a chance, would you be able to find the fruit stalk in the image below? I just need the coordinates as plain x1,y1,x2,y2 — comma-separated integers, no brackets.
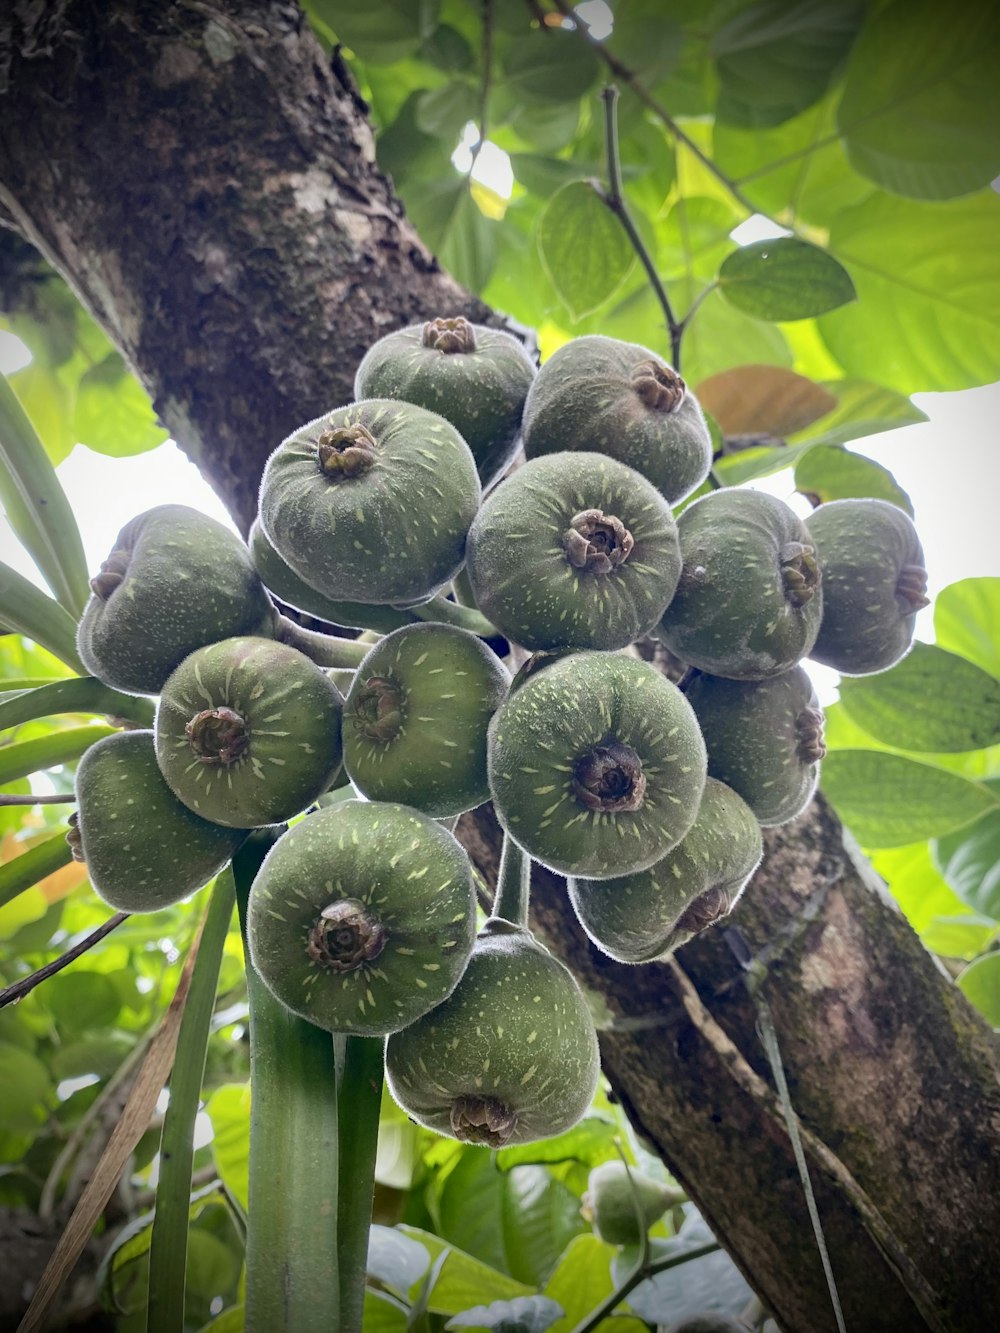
335,1036,384,1331
493,833,531,926
276,615,370,667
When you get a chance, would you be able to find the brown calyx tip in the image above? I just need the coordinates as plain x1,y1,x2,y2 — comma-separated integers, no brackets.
780,541,821,608
352,676,403,742
90,548,130,600
562,509,634,574
795,706,826,765
185,707,250,765
631,358,686,412
897,562,930,612
572,741,646,813
307,899,387,973
450,1095,518,1148
316,423,379,478
66,811,85,863
675,885,731,937
422,315,477,354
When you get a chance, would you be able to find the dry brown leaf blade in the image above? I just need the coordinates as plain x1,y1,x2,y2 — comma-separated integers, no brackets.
696,365,838,438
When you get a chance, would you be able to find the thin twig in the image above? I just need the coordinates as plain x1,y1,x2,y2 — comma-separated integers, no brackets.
0,792,76,806
0,912,128,1010
570,1239,720,1333
471,0,494,168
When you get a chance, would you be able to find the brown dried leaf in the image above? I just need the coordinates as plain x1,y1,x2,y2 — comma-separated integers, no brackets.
696,365,837,438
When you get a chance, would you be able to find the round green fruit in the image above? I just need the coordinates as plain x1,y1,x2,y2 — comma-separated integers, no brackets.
354,316,536,488
685,667,825,826
73,731,245,912
488,652,707,879
246,800,476,1036
77,505,276,695
582,1161,683,1245
521,335,712,505
343,622,510,817
569,778,763,962
155,637,343,828
805,498,929,675
466,452,681,652
384,918,600,1146
657,489,823,679
258,399,481,605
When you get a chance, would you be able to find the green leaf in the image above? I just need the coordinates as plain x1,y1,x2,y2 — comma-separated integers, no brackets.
500,31,599,105
408,179,497,293
719,238,855,320
311,0,441,63
0,832,74,911
363,1291,408,1332
537,181,634,320
367,1224,430,1293
496,1117,619,1173
934,578,1000,679
436,1148,507,1273
542,1234,643,1333
199,1305,246,1333
794,445,912,512
205,1082,251,1211
415,82,479,139
868,842,985,938
788,378,927,449
6,362,76,465
837,0,1000,199
0,559,85,673
712,0,863,128
398,1226,532,1314
501,1165,588,1288
838,645,1000,753
675,284,792,387
713,443,813,486
419,23,474,73
658,196,741,280
957,953,1000,1026
605,1,683,80
0,724,114,788
509,155,590,197
821,751,999,847
47,971,122,1036
50,1036,134,1081
446,1295,564,1333
72,355,167,458
933,811,1000,919
819,191,1000,394
0,1043,52,1132
613,1220,751,1325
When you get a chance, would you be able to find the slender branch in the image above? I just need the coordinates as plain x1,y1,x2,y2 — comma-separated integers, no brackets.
471,0,494,168
0,911,129,1009
570,1239,721,1333
0,792,75,805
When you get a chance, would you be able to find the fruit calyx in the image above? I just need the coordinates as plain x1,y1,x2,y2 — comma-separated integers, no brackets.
90,548,130,600
450,1094,518,1148
631,359,686,412
66,811,85,863
675,885,730,935
352,675,403,741
780,541,820,608
795,706,827,765
306,899,387,973
572,741,647,812
316,424,379,478
562,509,635,573
185,707,250,765
422,316,477,354
897,562,931,611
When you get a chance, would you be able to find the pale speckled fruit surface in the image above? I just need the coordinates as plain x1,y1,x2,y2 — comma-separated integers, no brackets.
76,731,245,912
685,667,823,826
384,920,600,1145
522,334,712,505
466,452,681,652
247,800,476,1036
488,652,707,879
569,777,763,963
585,1161,678,1245
155,637,343,828
344,622,510,817
258,399,481,605
77,505,275,696
657,489,823,679
354,322,536,488
806,498,926,675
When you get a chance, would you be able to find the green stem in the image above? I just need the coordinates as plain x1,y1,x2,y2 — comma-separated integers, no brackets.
276,615,370,668
492,833,530,927
412,593,497,638
0,830,73,909
570,1240,720,1333
234,834,341,1333
147,871,235,1333
0,911,127,1009
336,1036,385,1331
0,723,115,787
449,568,479,611
0,677,155,732
0,559,86,673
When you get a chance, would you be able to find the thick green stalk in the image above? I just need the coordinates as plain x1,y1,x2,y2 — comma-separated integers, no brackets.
412,593,497,638
0,677,155,731
336,1036,384,1331
449,567,479,611
0,724,114,787
0,559,86,673
147,870,236,1333
233,835,340,1333
492,833,531,926
0,830,73,909
276,615,370,667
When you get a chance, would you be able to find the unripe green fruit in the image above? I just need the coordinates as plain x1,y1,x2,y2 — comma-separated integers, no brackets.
582,1161,683,1245
685,667,825,826
258,399,481,605
657,489,823,680
488,652,707,879
384,919,600,1146
805,498,929,675
569,778,762,962
354,316,536,488
466,452,682,652
671,1318,747,1333
343,622,510,817
522,334,712,505
155,637,343,828
77,505,276,695
247,800,476,1036
73,731,245,912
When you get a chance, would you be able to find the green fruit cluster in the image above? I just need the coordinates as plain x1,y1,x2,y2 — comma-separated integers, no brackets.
68,322,927,1150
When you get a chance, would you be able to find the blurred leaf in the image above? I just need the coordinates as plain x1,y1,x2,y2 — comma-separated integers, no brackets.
713,443,812,486
957,953,1000,1026
697,365,836,437
919,917,997,961
6,362,76,465
363,1290,408,1332
537,181,634,320
495,1117,619,1173
788,378,927,448
501,1165,587,1288
509,155,590,197
447,1295,564,1332
419,23,474,72
659,196,739,280
312,0,441,63
869,842,989,940
794,445,913,512
542,1233,644,1333
934,811,1000,920
72,355,167,458
206,1082,251,1211
46,971,122,1036
51,1036,135,1081
408,178,497,293
437,1148,507,1273
416,81,478,138
501,31,599,104
199,1305,245,1332
0,1043,52,1132
719,238,856,320
934,578,1000,679
185,1225,242,1302
399,1226,532,1313
613,1214,752,1324
605,2,683,80
368,1223,430,1294
676,284,792,386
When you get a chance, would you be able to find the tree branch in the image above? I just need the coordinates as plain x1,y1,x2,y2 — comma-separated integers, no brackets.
0,913,129,1010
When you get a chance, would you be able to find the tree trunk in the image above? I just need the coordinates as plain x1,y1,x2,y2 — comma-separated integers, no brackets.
1,5,998,1330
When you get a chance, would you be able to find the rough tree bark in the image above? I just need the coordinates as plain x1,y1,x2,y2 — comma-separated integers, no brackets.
1,4,998,1331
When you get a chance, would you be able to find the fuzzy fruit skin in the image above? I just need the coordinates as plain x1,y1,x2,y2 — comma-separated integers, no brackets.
806,498,928,675
569,778,762,962
466,452,682,652
247,800,476,1036
657,489,823,679
521,335,712,505
354,320,536,488
583,1161,681,1245
685,667,825,827
384,919,600,1146
258,399,481,606
75,731,245,912
488,652,707,879
77,505,276,695
155,637,343,828
344,622,510,817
